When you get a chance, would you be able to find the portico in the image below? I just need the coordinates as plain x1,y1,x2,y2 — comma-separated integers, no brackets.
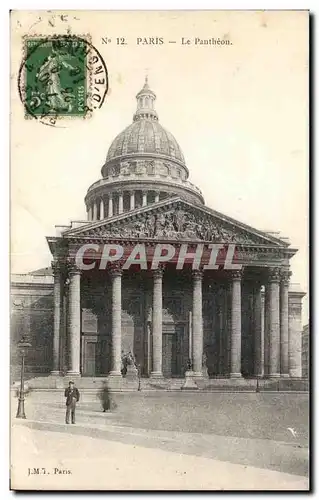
49,220,299,382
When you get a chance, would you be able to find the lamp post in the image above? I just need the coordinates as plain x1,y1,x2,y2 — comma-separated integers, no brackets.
137,363,141,392
16,335,32,419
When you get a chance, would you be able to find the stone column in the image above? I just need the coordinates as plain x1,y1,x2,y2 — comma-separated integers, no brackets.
88,205,93,221
155,191,160,203
144,292,152,377
280,269,291,377
253,284,263,376
67,264,81,376
142,191,147,207
268,267,281,377
108,194,113,218
51,261,62,375
61,292,67,374
230,270,243,378
192,270,203,376
260,288,265,377
109,267,122,376
151,268,163,378
100,198,105,220
225,283,232,376
92,201,98,221
218,289,224,376
263,284,270,376
288,294,303,378
130,190,135,210
118,192,124,214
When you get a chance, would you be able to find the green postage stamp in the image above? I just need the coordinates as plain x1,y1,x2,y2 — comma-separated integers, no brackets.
19,35,108,123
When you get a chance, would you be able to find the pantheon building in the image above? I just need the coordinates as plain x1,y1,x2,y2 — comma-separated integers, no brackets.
11,79,305,389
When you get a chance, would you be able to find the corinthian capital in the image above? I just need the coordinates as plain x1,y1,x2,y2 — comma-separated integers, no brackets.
109,263,123,278
231,269,244,281
66,259,81,277
51,260,62,277
268,267,281,283
152,266,164,279
192,269,203,281
280,268,292,285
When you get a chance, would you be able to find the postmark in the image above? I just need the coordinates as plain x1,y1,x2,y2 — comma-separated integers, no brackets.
18,34,108,126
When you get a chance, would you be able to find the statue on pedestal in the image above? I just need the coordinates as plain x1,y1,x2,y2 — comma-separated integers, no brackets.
121,350,138,379
182,358,198,390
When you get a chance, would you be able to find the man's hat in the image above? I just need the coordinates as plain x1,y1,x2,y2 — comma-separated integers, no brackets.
69,381,74,384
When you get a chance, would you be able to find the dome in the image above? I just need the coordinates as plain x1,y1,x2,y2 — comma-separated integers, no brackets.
85,78,205,222
106,120,185,164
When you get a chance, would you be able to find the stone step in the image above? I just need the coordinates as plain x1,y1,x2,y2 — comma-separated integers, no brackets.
12,375,309,393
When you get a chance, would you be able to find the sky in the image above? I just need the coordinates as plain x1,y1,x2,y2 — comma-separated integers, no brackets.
10,10,308,322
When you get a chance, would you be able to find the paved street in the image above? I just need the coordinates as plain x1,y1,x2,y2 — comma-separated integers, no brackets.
11,424,308,491
11,391,309,490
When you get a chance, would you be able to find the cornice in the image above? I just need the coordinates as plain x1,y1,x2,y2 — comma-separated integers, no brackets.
85,176,204,204
11,281,54,290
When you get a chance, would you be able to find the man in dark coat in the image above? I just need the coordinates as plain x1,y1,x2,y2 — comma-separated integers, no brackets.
99,380,111,412
64,381,80,424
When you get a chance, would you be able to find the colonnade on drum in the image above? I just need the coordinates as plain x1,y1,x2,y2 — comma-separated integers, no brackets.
87,190,168,221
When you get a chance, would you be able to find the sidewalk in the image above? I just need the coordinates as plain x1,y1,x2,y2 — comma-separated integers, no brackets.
10,396,309,478
11,422,309,491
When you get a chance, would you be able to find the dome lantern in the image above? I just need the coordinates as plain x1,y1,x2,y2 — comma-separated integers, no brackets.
133,76,158,122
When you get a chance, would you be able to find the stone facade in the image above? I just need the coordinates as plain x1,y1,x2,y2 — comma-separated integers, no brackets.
11,79,306,386
11,272,54,381
302,324,309,379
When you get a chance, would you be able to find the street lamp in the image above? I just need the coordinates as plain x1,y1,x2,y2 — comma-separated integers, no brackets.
16,335,32,419
137,363,141,392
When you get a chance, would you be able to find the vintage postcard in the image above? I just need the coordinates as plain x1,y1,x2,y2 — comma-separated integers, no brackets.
10,10,309,491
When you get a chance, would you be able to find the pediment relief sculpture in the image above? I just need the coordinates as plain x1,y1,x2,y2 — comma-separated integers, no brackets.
87,206,270,245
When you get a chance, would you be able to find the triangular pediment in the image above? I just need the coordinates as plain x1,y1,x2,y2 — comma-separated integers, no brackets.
64,197,289,247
